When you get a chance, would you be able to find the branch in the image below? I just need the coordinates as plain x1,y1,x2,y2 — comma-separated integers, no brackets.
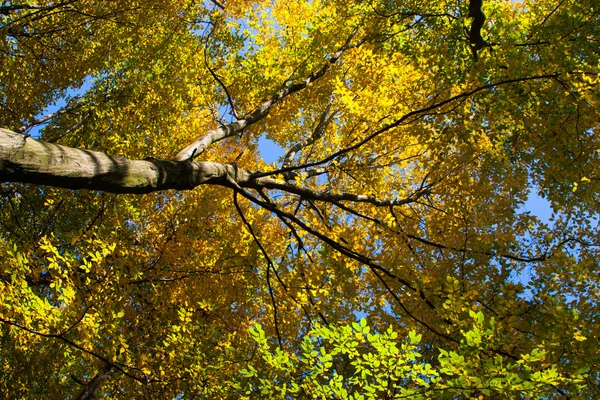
0,316,145,384
0,128,428,209
251,178,430,207
17,98,84,134
282,102,337,180
174,31,358,161
235,188,424,300
369,267,458,343
0,128,246,193
233,192,283,349
74,363,116,400
208,0,225,11
467,0,488,58
0,1,76,16
203,21,240,119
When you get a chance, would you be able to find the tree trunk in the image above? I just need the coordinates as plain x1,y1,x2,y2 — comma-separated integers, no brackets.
0,128,248,193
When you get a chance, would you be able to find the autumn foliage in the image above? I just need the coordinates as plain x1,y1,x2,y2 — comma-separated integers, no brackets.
0,0,599,398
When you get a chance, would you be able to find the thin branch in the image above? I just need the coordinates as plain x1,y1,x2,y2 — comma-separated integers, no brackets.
282,102,337,179
17,99,84,134
0,1,77,16
525,0,566,41
0,317,146,384
235,188,434,306
369,267,458,343
233,192,283,349
203,22,240,119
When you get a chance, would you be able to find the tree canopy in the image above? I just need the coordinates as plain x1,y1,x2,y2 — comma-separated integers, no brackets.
0,0,599,398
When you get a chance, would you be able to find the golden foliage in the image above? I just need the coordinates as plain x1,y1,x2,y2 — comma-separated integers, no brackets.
0,0,599,397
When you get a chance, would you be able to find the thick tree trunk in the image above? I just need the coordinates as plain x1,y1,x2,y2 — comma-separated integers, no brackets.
0,128,249,193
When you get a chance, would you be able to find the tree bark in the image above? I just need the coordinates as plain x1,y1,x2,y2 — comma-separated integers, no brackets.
0,128,249,193
74,363,115,400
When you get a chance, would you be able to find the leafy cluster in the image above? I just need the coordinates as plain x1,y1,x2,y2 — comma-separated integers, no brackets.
241,313,582,399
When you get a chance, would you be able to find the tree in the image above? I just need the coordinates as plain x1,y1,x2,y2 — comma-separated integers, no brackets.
0,0,598,397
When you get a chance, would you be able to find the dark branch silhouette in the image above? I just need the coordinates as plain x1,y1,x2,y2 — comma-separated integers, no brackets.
468,0,488,59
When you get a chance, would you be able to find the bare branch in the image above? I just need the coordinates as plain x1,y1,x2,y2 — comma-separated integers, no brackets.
282,102,337,179
17,98,83,134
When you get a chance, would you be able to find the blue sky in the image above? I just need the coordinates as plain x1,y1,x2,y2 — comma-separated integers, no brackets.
257,134,284,164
